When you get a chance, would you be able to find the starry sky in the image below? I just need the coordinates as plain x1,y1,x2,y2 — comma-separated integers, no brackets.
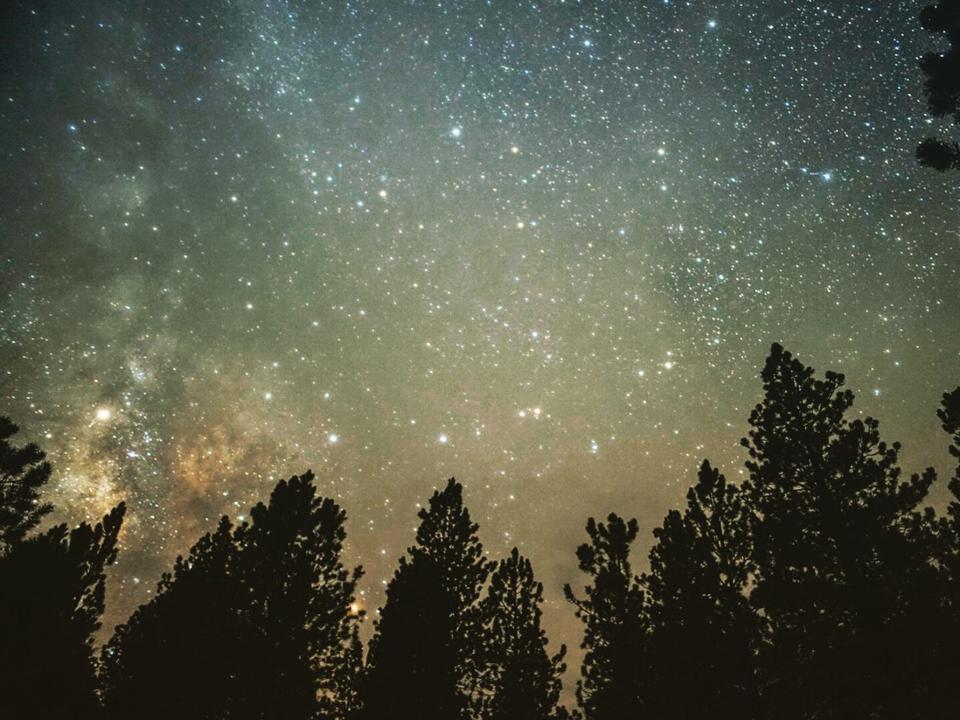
1,0,959,661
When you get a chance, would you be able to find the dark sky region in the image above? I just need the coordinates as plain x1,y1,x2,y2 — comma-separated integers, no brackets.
1,0,958,664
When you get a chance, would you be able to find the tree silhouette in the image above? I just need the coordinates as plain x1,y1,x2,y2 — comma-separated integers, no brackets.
234,473,363,719
101,471,361,720
0,502,125,718
641,460,759,718
917,0,960,170
913,386,960,717
563,514,646,720
477,547,567,720
936,386,960,596
0,416,53,554
323,623,364,720
360,478,492,720
742,343,933,719
101,516,241,719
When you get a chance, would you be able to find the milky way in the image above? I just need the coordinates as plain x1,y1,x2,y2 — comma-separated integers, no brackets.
2,0,959,662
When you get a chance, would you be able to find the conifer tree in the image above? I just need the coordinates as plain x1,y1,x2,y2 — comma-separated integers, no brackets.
234,473,363,719
478,547,567,720
101,471,361,720
0,502,125,718
0,416,53,554
916,386,960,717
361,478,492,720
321,623,364,720
563,514,646,720
642,460,759,718
917,0,960,171
937,386,960,597
742,344,932,719
101,516,240,720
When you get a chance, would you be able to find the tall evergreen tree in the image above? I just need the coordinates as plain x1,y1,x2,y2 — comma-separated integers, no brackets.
361,478,492,720
478,547,567,720
0,416,53,554
914,386,960,718
937,386,960,598
101,516,241,720
234,473,363,718
742,343,933,719
641,460,759,719
322,623,364,720
563,514,646,720
101,471,361,720
917,0,960,171
0,502,125,718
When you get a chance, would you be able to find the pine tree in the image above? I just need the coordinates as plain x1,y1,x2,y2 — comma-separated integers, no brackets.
361,478,492,720
478,547,567,720
641,460,759,718
742,343,933,719
321,623,364,720
915,386,960,718
101,471,361,720
0,416,53,554
563,514,646,720
0,502,125,718
917,0,960,171
937,386,960,598
234,473,363,719
101,516,241,720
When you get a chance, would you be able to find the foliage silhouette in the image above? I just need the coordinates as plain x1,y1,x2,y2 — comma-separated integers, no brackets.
477,547,567,720
360,477,493,720
937,386,960,590
917,0,960,170
741,343,934,719
0,502,125,718
5,342,960,720
914,386,960,718
641,460,759,719
564,514,646,720
0,416,53,553
101,471,361,720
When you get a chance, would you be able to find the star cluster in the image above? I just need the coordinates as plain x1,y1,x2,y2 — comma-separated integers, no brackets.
1,0,958,650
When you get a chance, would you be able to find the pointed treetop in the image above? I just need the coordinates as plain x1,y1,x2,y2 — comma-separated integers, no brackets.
0,416,54,552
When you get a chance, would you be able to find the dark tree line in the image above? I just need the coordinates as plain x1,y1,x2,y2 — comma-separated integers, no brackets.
3,343,960,719
564,344,960,720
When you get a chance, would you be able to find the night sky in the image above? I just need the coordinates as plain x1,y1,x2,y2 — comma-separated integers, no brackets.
1,0,959,658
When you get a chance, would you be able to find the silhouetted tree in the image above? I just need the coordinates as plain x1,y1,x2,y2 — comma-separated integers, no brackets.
235,473,363,719
742,343,933,719
917,0,960,170
937,386,960,601
911,386,960,718
641,460,759,719
0,416,53,554
361,478,492,720
564,514,646,720
322,623,364,720
477,547,567,720
101,471,361,720
0,502,125,718
101,516,240,719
